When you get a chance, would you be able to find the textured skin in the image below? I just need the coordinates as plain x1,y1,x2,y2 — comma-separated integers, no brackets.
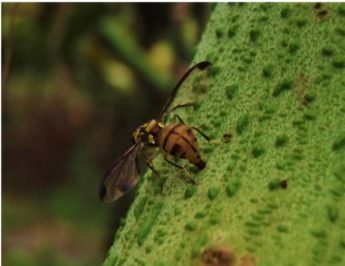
103,3,345,266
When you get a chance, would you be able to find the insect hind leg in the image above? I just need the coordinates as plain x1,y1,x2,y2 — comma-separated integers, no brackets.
172,114,211,142
169,102,195,113
163,156,196,184
192,126,211,141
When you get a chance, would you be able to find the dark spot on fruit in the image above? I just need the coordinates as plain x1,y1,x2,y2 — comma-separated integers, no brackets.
338,6,345,16
259,16,269,22
314,3,322,9
316,9,328,19
296,19,308,27
332,59,345,69
280,7,291,18
216,28,224,39
288,43,300,54
226,84,239,100
275,134,288,147
223,132,233,143
321,47,335,57
332,134,345,151
251,147,265,158
184,186,197,199
249,29,260,42
211,66,221,76
228,25,238,39
335,27,345,37
268,179,288,191
231,15,240,23
262,65,274,78
280,39,288,48
273,80,293,97
280,180,288,189
236,115,250,135
226,180,241,198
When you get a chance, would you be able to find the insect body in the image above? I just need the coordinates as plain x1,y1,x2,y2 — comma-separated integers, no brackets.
158,123,205,170
133,120,206,169
100,61,212,203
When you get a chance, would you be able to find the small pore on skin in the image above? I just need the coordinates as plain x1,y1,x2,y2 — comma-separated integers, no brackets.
268,178,288,191
251,146,265,158
272,80,293,97
275,134,288,147
332,134,345,151
226,180,241,197
226,84,239,100
208,187,221,200
249,29,260,42
184,186,197,199
280,7,291,18
262,65,274,78
236,115,250,135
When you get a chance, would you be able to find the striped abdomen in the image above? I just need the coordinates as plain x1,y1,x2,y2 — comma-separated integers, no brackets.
157,123,205,169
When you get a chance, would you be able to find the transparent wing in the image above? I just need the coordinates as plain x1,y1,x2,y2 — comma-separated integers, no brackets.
158,61,212,120
100,143,142,203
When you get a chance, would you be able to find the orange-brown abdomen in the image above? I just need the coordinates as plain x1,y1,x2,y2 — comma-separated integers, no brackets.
157,123,205,169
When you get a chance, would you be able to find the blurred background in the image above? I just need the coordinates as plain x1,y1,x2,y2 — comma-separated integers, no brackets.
2,3,211,266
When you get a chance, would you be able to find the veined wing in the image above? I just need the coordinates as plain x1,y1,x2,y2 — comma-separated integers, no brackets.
100,143,143,203
158,61,212,120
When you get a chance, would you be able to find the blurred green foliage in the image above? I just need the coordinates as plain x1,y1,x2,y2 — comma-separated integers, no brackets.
2,3,210,265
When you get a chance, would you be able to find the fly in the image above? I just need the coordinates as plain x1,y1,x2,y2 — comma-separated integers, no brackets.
100,61,212,203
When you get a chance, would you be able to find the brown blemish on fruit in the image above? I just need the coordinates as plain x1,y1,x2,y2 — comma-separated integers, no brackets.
239,254,256,266
280,179,288,189
293,74,313,106
314,3,322,9
223,132,233,143
314,4,330,20
201,246,236,266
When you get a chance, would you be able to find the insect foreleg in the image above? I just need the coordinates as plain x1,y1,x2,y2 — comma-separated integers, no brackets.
163,102,195,123
171,114,185,124
169,101,195,113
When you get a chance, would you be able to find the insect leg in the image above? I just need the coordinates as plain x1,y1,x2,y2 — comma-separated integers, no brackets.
163,155,196,184
171,114,211,143
192,128,228,144
191,126,211,141
163,103,194,123
169,102,195,113
172,114,185,124
164,157,183,169
182,168,197,184
146,162,159,175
